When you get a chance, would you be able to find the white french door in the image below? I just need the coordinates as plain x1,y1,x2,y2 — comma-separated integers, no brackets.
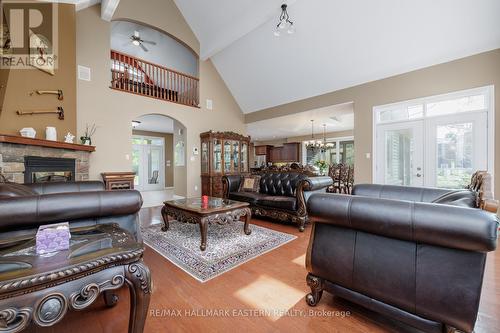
132,136,165,191
374,86,493,189
376,121,424,186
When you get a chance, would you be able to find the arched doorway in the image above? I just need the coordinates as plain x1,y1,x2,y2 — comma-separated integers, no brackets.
131,113,187,207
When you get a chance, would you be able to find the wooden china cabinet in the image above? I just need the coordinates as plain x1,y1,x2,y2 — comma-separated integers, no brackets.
200,131,251,197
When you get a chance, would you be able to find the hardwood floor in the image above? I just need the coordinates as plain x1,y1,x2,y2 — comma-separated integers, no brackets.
28,207,499,333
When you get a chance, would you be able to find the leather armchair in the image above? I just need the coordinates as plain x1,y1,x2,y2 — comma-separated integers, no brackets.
223,173,332,231
305,184,499,333
0,181,143,241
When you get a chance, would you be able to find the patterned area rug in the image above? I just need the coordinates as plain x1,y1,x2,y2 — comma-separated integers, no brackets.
141,221,296,282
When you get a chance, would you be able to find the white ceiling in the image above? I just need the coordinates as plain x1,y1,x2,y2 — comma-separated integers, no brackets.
133,114,174,133
247,102,353,141
174,0,500,114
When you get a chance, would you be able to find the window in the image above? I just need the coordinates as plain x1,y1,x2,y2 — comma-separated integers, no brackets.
304,138,354,166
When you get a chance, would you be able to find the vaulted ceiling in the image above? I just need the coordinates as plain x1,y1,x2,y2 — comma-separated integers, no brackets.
174,0,500,114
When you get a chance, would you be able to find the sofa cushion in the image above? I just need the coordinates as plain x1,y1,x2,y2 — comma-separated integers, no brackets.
257,195,297,211
431,190,476,208
228,191,264,204
0,183,38,198
239,175,261,193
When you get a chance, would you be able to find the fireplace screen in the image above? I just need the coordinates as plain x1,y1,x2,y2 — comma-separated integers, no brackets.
24,156,76,183
32,171,73,183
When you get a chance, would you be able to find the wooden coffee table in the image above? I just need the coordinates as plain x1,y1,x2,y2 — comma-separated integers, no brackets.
161,197,251,251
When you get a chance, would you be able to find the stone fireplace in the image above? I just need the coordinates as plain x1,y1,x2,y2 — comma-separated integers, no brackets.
0,135,93,183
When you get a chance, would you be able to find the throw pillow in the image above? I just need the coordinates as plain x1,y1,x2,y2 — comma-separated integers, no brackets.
239,176,261,193
0,183,38,198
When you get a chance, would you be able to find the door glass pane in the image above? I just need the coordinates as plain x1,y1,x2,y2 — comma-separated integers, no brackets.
148,147,161,185
385,129,413,185
241,143,248,172
213,139,222,172
436,122,473,188
224,141,231,172
232,141,239,171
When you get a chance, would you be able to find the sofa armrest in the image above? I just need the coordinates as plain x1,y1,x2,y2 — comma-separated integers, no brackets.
0,190,143,232
308,193,498,252
222,175,242,198
26,181,105,195
302,176,333,191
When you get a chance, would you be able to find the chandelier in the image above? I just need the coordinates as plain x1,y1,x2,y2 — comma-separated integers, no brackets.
273,4,295,37
305,120,334,150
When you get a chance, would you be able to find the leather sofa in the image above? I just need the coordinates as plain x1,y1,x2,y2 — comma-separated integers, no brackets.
0,181,143,241
305,183,499,333
222,173,332,231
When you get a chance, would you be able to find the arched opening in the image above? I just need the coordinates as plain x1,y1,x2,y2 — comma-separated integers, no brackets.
131,113,187,207
109,19,200,107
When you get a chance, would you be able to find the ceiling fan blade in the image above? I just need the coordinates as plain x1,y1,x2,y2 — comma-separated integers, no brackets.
141,40,156,45
139,43,148,52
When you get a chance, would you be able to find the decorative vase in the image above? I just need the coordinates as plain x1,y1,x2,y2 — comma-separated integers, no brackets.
45,127,57,141
80,136,91,145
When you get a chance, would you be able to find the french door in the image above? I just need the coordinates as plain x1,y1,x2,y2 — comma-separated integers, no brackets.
375,86,491,189
132,136,165,191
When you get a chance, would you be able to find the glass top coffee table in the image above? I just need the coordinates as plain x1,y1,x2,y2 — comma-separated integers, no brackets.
161,197,251,251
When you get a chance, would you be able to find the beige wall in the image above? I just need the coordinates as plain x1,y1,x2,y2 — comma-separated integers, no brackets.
132,130,174,187
246,49,500,196
0,4,76,141
76,0,245,197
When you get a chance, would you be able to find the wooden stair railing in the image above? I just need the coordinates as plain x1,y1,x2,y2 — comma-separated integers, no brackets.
110,50,199,107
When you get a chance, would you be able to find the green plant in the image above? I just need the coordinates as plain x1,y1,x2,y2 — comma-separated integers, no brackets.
314,160,328,174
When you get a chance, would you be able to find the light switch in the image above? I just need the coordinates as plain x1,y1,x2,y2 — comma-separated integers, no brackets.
206,99,213,110
365,153,371,159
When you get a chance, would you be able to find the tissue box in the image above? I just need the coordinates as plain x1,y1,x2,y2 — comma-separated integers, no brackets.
36,222,71,254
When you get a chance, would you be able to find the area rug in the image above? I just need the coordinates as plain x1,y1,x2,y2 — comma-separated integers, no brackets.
141,220,296,282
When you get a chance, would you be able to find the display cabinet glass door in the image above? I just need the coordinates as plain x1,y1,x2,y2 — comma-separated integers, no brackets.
232,141,240,172
241,143,248,172
213,139,222,173
201,141,209,174
224,140,232,173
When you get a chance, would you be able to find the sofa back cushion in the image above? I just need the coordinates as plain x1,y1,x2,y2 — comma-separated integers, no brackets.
0,183,37,198
431,190,476,208
259,173,307,197
353,184,455,203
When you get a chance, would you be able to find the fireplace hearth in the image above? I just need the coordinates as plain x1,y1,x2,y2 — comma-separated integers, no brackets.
24,156,76,183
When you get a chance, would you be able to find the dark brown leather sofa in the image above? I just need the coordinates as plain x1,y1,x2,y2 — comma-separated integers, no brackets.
0,181,143,241
222,173,332,231
305,183,499,333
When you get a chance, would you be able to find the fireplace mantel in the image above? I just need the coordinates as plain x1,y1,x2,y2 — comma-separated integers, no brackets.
0,134,95,152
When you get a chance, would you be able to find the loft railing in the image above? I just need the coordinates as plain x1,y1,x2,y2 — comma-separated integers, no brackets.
110,50,199,108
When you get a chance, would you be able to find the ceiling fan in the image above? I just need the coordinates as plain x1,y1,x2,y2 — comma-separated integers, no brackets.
130,31,156,52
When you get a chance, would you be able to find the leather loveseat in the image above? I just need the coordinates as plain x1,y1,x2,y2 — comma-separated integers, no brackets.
0,181,143,241
222,173,332,231
305,181,499,333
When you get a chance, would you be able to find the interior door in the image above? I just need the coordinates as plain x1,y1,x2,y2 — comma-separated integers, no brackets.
132,138,165,191
425,113,487,188
376,121,424,186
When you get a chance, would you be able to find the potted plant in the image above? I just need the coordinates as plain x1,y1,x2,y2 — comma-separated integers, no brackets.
81,123,97,145
314,160,329,176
